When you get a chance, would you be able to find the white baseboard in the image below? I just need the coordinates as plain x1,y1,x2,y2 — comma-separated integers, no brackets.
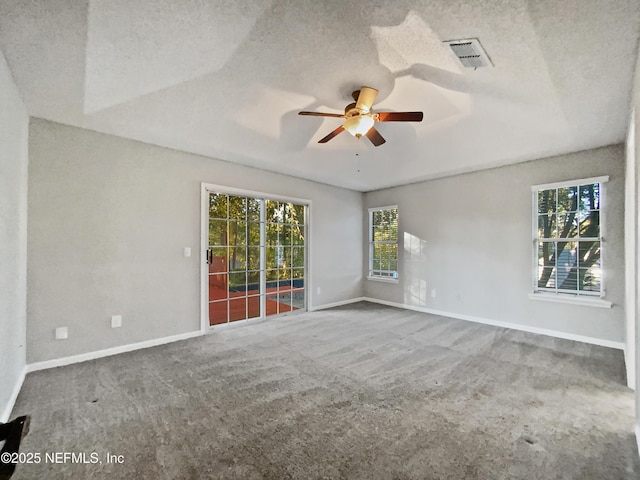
309,297,365,312
362,297,625,350
1,366,27,423
26,330,202,373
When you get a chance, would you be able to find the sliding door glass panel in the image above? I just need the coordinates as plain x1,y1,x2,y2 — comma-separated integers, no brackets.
265,201,305,317
208,194,261,325
208,193,304,325
208,194,228,325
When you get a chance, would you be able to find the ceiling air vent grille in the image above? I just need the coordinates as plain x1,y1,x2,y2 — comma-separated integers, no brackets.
444,38,493,69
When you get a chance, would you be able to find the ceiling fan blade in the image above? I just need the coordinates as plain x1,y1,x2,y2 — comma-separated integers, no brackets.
376,112,424,122
355,86,379,113
299,111,345,118
365,127,386,147
318,125,345,143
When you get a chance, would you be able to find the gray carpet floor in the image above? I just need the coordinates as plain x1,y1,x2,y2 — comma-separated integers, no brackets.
9,302,639,479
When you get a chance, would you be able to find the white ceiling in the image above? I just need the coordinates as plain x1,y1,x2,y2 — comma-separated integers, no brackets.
1,0,639,191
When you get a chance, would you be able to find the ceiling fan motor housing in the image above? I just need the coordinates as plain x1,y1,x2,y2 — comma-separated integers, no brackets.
344,102,359,118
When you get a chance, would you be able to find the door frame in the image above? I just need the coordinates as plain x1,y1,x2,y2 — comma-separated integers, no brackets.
200,183,311,333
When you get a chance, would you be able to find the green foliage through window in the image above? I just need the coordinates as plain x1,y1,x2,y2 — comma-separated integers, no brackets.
534,181,602,296
369,207,398,279
208,193,306,321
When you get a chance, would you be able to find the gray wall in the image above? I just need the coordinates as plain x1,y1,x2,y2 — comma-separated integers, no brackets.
28,119,363,363
363,145,625,343
0,50,28,421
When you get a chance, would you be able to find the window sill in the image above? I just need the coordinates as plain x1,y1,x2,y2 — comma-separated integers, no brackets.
367,276,399,284
528,292,612,308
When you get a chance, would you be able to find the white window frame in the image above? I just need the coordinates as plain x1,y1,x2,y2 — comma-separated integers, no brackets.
529,176,611,308
368,205,399,283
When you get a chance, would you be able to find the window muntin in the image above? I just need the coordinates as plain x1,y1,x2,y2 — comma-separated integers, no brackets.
533,179,605,297
369,206,398,279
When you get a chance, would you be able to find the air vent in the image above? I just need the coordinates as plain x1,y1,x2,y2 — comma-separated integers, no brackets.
444,38,493,69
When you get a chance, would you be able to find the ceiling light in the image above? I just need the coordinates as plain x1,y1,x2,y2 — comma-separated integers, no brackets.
343,115,374,138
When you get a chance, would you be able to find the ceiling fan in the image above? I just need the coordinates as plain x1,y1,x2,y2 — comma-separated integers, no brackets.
299,86,423,146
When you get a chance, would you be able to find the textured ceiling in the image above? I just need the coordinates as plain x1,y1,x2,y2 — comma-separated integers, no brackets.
1,0,639,191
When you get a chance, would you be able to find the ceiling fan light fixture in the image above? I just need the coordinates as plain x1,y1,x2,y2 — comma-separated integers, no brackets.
344,114,374,138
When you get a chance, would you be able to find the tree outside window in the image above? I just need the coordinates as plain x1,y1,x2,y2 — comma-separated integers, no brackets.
534,180,603,296
369,206,398,279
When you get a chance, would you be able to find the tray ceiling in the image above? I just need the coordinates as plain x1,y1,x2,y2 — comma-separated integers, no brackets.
1,0,639,191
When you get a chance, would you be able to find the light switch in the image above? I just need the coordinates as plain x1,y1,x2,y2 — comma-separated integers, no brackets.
184,247,191,257
111,315,122,328
55,326,68,340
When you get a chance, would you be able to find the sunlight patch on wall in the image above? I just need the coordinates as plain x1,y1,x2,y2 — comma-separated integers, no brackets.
403,232,429,306
406,278,428,306
404,231,428,260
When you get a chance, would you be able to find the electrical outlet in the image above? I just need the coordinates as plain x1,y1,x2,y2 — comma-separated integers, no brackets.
55,326,68,340
183,247,191,257
430,289,436,298
317,287,321,295
111,315,122,328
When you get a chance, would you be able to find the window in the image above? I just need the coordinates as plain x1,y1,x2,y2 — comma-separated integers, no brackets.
369,206,398,280
532,176,608,299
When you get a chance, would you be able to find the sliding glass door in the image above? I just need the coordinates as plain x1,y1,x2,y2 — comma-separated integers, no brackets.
265,201,305,316
206,191,306,326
